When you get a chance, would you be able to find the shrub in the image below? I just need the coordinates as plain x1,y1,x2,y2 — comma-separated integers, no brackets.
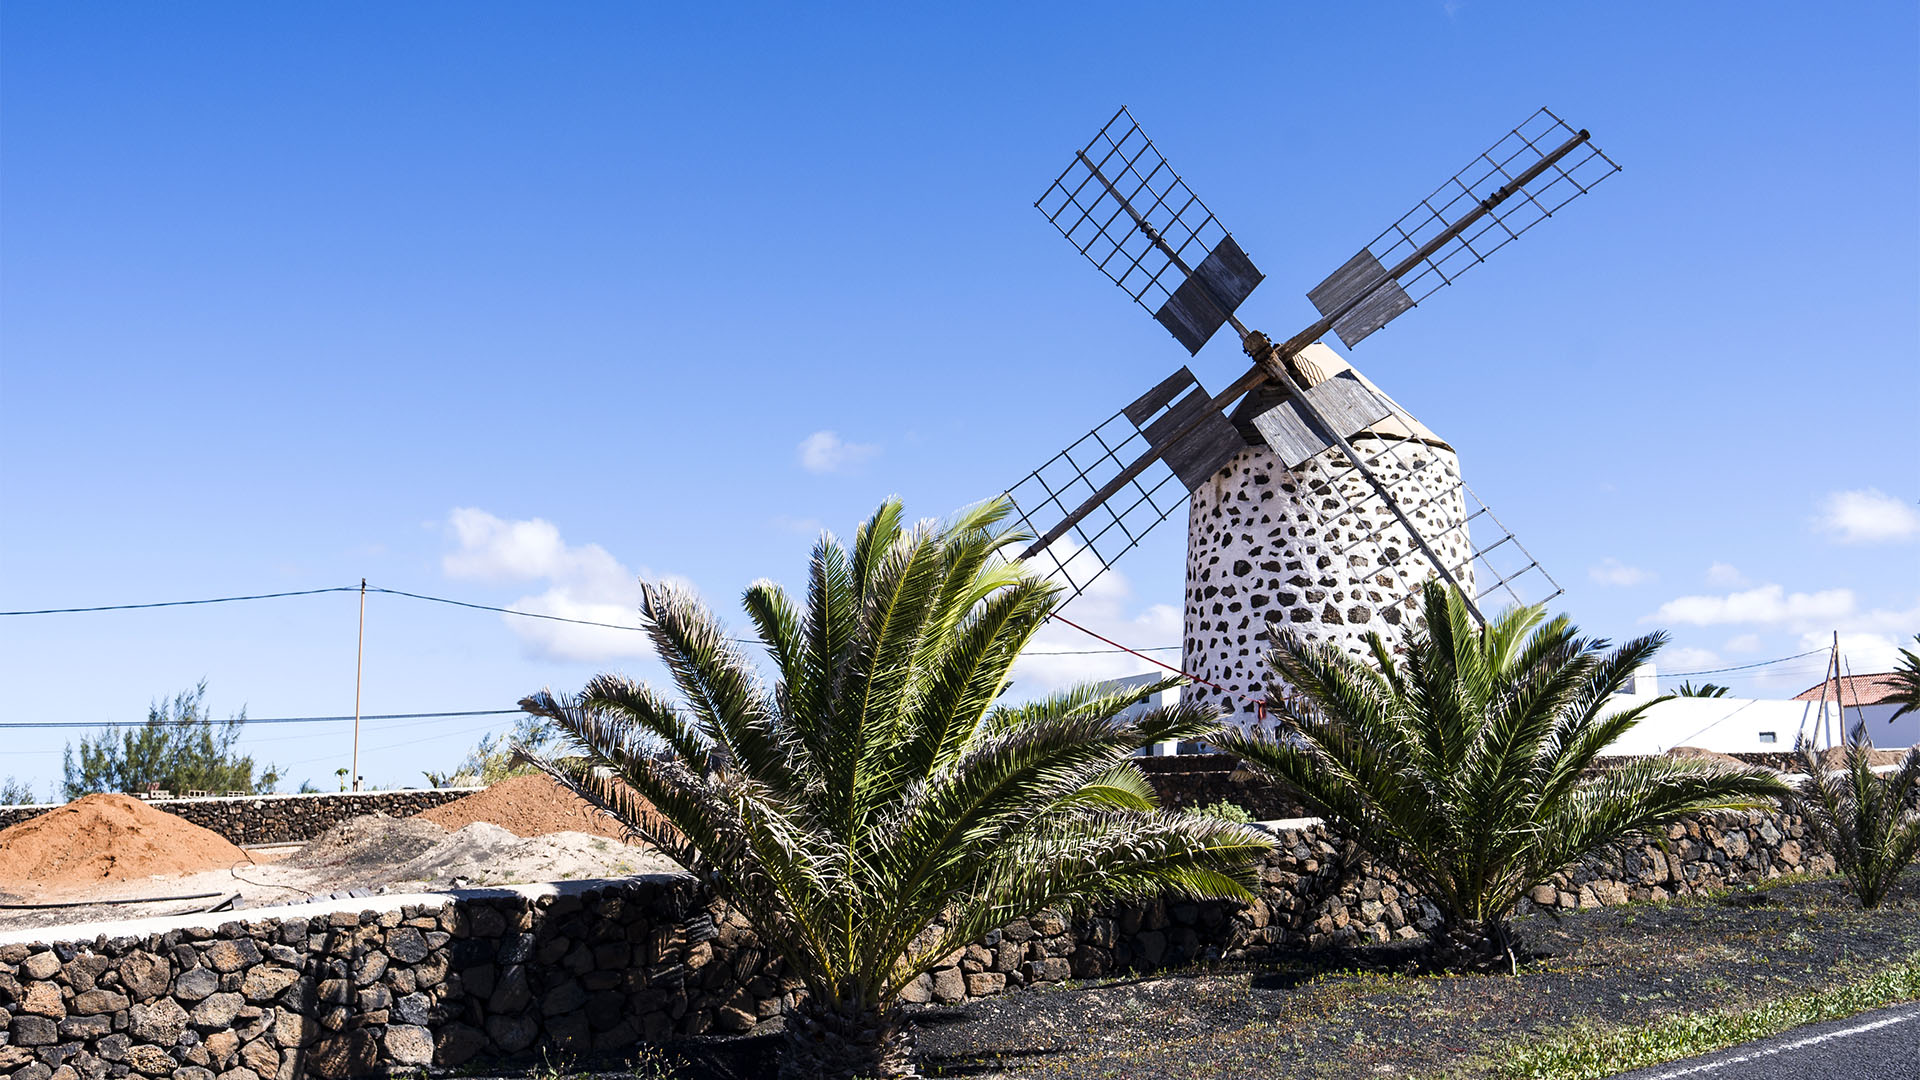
520,497,1270,1078
1218,581,1787,971
1789,739,1920,908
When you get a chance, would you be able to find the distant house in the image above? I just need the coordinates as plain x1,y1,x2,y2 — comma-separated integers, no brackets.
1597,666,1917,756
1792,674,1916,750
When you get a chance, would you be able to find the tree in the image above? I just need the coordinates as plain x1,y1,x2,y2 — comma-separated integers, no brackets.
1,777,42,805
1790,738,1920,908
422,714,571,788
1890,634,1920,720
1675,680,1731,698
1217,581,1786,972
519,498,1270,1079
62,681,277,800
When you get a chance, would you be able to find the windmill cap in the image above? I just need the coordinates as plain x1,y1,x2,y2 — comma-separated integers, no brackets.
1230,342,1453,452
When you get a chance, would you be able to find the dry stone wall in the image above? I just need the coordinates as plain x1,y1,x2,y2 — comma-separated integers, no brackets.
0,792,481,847
1133,756,1307,820
0,807,1831,1078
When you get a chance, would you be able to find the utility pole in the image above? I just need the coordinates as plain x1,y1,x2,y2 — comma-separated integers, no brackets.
352,578,366,793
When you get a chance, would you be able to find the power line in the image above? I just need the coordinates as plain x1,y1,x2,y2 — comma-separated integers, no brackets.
0,709,521,730
1025,644,1181,655
0,582,1864,674
364,587,652,634
0,587,360,616
1661,649,1828,677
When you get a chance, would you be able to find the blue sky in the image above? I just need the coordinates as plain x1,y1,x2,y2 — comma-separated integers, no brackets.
2,2,1915,796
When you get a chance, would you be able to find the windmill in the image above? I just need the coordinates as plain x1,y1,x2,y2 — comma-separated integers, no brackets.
1005,106,1619,727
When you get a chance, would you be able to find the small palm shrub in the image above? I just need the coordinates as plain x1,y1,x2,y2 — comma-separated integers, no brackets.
519,498,1270,1079
1790,739,1920,908
1187,799,1255,825
1218,580,1787,971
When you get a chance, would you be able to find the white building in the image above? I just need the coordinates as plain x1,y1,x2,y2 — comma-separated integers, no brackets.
1601,666,1917,756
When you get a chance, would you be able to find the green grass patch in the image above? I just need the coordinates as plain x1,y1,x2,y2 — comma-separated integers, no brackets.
1482,951,1920,1079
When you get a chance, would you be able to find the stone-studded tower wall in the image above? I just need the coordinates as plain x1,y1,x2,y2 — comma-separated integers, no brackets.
1181,437,1474,731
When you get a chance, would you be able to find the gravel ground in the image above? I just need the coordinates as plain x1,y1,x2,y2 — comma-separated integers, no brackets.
461,867,1920,1080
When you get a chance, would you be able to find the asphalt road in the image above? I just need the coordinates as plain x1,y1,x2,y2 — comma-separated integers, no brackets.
1610,1004,1920,1079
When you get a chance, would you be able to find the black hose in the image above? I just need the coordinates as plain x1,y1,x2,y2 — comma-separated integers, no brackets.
0,891,225,910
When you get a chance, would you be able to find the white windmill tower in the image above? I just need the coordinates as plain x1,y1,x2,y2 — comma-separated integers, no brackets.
1005,107,1620,728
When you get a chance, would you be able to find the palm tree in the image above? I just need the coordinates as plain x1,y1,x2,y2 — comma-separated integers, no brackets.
1790,739,1920,908
1216,581,1786,971
1674,680,1731,698
519,498,1270,1079
1890,634,1920,720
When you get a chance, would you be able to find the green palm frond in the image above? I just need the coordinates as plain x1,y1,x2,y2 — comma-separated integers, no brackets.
1790,740,1920,907
1890,636,1920,720
518,496,1269,1077
1220,579,1789,968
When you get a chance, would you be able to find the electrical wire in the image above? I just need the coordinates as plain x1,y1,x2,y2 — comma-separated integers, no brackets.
364,587,651,634
0,582,1854,674
0,709,521,730
0,587,360,616
1660,649,1828,678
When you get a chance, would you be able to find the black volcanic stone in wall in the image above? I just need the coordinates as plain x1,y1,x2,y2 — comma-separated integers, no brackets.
0,789,481,845
0,803,1835,1075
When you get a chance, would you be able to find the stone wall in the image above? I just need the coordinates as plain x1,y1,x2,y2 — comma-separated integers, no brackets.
0,877,788,1080
0,807,1831,1078
0,791,482,847
1133,756,1306,820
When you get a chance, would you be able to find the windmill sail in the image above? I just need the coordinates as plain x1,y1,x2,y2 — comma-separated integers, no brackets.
1005,367,1240,604
1016,105,1610,640
1308,107,1620,348
1036,106,1264,355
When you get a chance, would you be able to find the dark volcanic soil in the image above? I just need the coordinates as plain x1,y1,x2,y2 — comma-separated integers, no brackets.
455,868,1920,1080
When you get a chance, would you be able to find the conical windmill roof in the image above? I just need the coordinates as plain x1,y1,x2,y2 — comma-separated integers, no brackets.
1229,341,1451,451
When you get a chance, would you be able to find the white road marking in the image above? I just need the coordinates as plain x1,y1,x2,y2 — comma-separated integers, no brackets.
1634,1006,1920,1079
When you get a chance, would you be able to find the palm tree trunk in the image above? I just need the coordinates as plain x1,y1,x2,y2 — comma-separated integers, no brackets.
781,996,914,1079
1436,917,1516,974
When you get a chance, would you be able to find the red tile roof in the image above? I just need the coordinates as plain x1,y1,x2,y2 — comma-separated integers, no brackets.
1793,673,1905,706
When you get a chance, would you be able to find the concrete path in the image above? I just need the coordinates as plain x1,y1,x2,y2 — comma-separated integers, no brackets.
1610,1003,1920,1079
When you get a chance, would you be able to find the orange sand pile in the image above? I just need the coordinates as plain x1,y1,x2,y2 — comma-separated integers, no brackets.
417,773,650,844
0,793,250,896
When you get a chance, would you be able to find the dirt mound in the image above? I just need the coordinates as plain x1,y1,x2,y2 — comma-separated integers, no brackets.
417,772,644,843
283,812,673,891
386,824,661,887
1665,746,1764,771
1815,745,1917,770
0,793,249,896
285,813,448,872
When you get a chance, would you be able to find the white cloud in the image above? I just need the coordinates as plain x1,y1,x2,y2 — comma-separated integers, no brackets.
1662,646,1720,672
1009,540,1183,696
1588,558,1653,587
1798,631,1902,674
442,508,659,662
1815,489,1920,545
1723,633,1763,655
444,509,629,592
771,514,825,536
797,430,878,474
1648,584,1855,627
1706,562,1748,587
